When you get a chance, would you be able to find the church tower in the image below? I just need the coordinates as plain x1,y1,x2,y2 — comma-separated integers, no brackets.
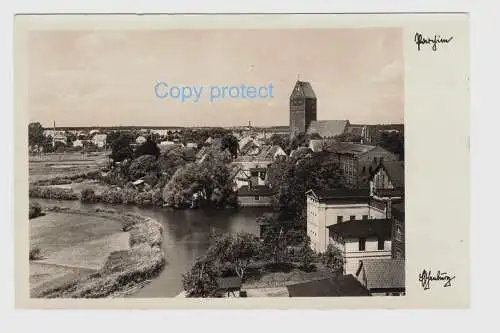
289,80,317,138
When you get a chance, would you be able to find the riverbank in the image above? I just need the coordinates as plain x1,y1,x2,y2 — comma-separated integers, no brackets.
30,206,166,298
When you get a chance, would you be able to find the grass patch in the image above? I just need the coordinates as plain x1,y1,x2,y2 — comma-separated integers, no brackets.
31,211,166,298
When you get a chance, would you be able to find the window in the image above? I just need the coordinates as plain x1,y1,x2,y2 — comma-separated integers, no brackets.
362,166,366,174
337,216,343,223
350,215,356,221
359,238,366,251
362,215,368,220
254,196,260,201
378,238,385,250
373,157,377,163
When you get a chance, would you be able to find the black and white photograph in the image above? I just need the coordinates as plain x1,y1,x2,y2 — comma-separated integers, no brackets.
13,13,470,309
25,25,405,299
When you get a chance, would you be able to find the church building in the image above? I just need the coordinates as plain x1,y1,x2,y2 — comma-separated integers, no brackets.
289,80,350,139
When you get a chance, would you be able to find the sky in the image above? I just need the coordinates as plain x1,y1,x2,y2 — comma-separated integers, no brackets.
28,28,404,127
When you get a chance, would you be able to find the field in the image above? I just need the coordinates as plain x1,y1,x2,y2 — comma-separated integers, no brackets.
29,211,131,297
29,151,109,183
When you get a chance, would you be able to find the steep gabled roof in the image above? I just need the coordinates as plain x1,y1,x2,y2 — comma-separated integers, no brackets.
360,259,405,290
381,161,405,188
324,142,377,156
238,185,275,196
307,120,349,138
291,80,317,99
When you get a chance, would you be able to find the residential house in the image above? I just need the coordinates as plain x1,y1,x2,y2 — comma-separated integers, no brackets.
52,131,67,146
237,184,275,207
266,145,287,160
325,142,399,188
306,188,388,254
287,275,370,297
355,258,405,296
327,218,393,275
370,161,405,199
230,166,250,191
240,140,261,156
160,140,175,146
238,136,260,152
72,139,84,148
136,136,147,144
204,136,213,146
92,134,107,148
184,147,196,161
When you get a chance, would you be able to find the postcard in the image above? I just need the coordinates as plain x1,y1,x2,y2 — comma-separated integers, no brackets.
14,13,469,308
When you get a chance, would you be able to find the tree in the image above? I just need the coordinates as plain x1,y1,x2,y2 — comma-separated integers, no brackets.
128,154,159,181
373,131,404,161
206,233,260,281
28,122,46,148
268,134,291,152
297,236,314,270
182,256,219,297
322,244,344,275
273,151,346,223
109,133,133,163
221,134,239,158
134,138,160,159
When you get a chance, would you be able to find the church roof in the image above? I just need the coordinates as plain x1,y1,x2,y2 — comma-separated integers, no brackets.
298,81,316,98
292,80,316,99
307,120,349,138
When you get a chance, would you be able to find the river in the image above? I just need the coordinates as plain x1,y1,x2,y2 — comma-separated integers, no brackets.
32,199,270,297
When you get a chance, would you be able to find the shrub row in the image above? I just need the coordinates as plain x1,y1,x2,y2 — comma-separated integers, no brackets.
31,170,102,186
29,186,79,200
98,187,163,206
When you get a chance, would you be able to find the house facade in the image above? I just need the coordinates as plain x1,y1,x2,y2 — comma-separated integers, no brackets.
92,134,107,148
324,143,399,188
305,189,388,253
328,218,392,275
237,185,274,207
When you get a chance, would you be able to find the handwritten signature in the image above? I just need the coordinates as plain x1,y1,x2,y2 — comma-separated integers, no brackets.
414,33,454,51
418,269,456,290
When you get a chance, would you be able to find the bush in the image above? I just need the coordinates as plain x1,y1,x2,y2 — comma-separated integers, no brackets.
100,187,123,204
29,202,43,219
29,247,42,260
80,188,96,202
29,186,79,200
32,170,102,186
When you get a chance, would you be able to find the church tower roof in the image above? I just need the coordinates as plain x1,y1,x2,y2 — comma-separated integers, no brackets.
291,80,317,99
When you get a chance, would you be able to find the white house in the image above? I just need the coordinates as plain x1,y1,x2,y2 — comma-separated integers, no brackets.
72,139,84,148
92,134,107,148
136,136,147,144
327,218,392,275
305,188,388,254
